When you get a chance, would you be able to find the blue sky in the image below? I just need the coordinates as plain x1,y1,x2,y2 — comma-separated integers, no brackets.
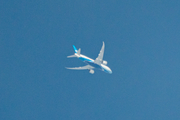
1,0,180,120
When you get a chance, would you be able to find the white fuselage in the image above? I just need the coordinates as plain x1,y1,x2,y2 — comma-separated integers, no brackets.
75,53,112,74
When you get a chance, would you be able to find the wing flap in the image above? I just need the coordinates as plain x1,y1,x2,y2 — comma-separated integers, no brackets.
66,65,94,70
94,41,105,64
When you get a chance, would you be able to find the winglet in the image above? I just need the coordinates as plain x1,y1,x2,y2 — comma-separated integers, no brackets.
73,45,78,53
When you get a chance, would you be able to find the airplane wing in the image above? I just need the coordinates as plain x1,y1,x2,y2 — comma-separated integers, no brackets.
66,65,94,70
94,41,105,64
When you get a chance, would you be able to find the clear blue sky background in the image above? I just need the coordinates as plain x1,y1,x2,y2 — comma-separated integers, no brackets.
1,0,180,120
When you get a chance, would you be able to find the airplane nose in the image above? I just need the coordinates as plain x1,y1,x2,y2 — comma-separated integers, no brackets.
109,69,112,74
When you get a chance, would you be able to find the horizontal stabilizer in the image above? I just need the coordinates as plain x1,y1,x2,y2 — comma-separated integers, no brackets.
77,48,81,55
67,54,77,58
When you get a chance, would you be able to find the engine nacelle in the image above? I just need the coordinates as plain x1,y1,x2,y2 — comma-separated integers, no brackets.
89,69,94,74
102,60,107,65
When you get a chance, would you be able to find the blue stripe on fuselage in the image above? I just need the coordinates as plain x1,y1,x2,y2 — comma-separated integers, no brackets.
85,61,102,69
79,57,92,62
103,68,110,73
79,57,101,69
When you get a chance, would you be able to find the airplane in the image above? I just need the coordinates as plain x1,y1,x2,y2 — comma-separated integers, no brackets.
66,42,112,74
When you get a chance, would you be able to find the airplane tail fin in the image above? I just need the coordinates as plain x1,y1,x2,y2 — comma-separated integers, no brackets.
67,45,81,58
73,45,78,53
73,45,81,55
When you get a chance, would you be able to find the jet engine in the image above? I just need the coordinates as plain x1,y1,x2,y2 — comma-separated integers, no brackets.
102,60,107,65
89,69,94,74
